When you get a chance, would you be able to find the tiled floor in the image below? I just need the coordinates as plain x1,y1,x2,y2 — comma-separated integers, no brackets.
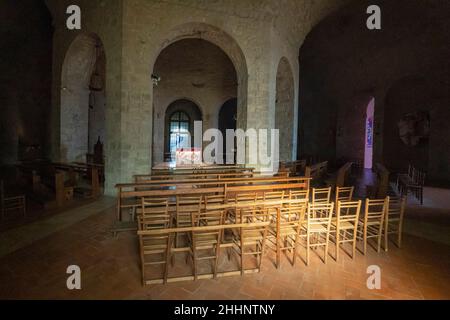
0,203,449,300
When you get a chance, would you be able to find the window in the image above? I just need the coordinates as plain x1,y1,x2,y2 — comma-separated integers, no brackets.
169,111,191,156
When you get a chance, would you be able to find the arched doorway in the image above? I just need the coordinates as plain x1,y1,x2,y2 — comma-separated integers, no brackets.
152,35,239,164
60,33,106,163
218,98,237,163
364,97,375,169
164,99,202,162
275,57,295,162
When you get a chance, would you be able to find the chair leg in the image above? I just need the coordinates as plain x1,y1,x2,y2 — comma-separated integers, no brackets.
276,234,281,269
240,236,245,276
213,239,221,279
193,247,198,281
306,233,310,266
384,221,389,252
363,226,367,255
377,227,382,253
163,235,172,284
324,233,329,264
335,229,340,262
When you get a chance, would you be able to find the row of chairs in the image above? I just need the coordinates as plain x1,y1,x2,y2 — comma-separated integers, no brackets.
137,187,406,285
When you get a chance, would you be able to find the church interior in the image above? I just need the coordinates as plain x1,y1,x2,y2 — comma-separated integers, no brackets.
0,0,449,300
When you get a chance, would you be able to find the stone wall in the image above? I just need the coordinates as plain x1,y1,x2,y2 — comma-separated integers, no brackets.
299,0,450,183
44,0,349,195
0,0,53,164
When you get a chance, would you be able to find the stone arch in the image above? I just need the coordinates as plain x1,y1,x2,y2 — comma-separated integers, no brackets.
151,22,248,130
60,33,106,162
275,57,295,161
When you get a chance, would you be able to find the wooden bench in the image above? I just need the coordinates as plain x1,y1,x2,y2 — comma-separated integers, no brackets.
135,171,254,183
336,162,353,187
372,163,390,198
115,176,310,222
279,160,306,176
53,162,101,199
305,161,328,182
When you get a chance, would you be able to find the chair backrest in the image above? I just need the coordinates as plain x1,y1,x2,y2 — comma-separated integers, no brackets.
307,202,334,227
176,196,202,228
364,197,389,225
386,196,406,222
262,191,285,201
336,200,361,225
279,203,306,228
235,192,258,203
204,194,226,208
139,198,171,230
335,186,354,203
312,187,331,203
192,209,225,227
176,195,202,212
289,189,309,201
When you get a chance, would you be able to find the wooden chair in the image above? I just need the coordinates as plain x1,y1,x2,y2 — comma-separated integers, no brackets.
268,204,306,268
312,187,331,204
383,196,406,251
302,202,334,265
234,192,258,203
357,197,389,254
331,200,361,261
260,191,285,213
288,189,309,201
175,196,201,247
233,208,270,275
0,180,26,220
335,186,354,203
138,198,172,285
190,209,225,280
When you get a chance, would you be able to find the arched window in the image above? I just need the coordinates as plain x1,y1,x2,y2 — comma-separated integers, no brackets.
169,111,191,155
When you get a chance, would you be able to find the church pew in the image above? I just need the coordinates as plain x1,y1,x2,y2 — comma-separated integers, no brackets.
151,166,254,175
134,171,254,183
115,176,310,222
53,162,101,199
373,163,390,198
279,160,306,176
336,162,353,187
305,161,328,182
